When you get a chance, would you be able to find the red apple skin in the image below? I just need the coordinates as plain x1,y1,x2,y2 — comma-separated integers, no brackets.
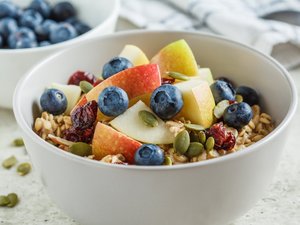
86,64,161,102
92,122,142,164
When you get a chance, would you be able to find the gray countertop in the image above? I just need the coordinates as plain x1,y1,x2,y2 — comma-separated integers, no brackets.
0,19,300,225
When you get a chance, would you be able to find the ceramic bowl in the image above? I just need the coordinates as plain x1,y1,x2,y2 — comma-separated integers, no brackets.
0,0,120,108
13,31,297,225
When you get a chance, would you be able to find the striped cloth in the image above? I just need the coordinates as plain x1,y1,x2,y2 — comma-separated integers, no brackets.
120,0,300,69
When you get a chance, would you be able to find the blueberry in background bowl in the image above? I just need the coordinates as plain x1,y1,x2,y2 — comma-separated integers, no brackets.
0,0,120,109
13,31,297,225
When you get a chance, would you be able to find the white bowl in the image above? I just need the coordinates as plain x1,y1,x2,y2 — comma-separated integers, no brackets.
0,0,120,108
13,31,297,225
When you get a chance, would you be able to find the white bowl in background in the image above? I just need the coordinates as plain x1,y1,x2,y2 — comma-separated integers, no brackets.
13,31,297,225
0,0,120,108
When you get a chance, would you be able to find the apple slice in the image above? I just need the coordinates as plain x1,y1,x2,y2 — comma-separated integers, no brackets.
110,101,175,144
51,83,81,115
195,68,214,85
150,39,198,77
86,64,161,102
119,44,149,66
175,80,215,128
92,122,142,164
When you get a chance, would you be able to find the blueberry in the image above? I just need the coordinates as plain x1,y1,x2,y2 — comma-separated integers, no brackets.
102,57,133,79
134,144,164,166
210,80,235,104
98,86,129,117
0,1,18,19
51,2,76,21
19,9,43,29
8,27,37,49
29,0,51,18
40,88,68,115
35,19,56,41
49,22,77,44
66,18,90,34
0,17,18,39
0,34,3,47
150,84,183,120
236,86,259,106
39,40,50,47
223,102,253,129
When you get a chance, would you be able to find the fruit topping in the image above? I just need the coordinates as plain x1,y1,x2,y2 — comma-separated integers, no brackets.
150,84,183,120
102,56,133,79
40,88,67,115
134,144,164,165
223,102,253,129
71,100,98,130
210,80,235,104
236,86,259,106
207,122,236,150
68,70,99,86
98,86,129,117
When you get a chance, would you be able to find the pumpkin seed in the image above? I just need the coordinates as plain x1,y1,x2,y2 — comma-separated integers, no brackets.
7,193,18,208
167,71,190,81
214,100,230,119
70,142,92,157
198,131,206,144
174,130,190,154
189,131,199,142
235,94,243,103
205,137,215,152
2,156,17,169
184,123,205,131
0,195,9,206
17,162,31,176
79,81,93,94
186,142,204,158
138,110,158,127
13,138,24,147
164,156,172,166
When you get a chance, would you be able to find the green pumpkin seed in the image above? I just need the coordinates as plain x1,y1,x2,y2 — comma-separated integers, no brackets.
70,142,92,157
235,94,243,103
186,142,204,158
79,81,93,94
7,193,18,208
184,123,205,131
138,110,158,127
167,71,190,81
13,138,24,147
174,130,190,154
164,156,172,166
2,156,17,169
198,131,206,144
205,137,215,152
17,162,31,176
0,195,9,206
189,131,199,142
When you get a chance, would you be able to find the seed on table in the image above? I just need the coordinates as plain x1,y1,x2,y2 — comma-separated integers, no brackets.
13,138,24,147
17,162,31,176
0,195,9,207
174,130,190,154
7,193,18,208
70,142,92,157
205,137,215,152
2,156,17,169
138,110,159,127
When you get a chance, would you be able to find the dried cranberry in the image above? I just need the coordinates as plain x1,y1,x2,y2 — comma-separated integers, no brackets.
63,127,94,143
207,122,236,150
161,77,175,85
93,79,103,87
68,70,99,86
71,100,98,130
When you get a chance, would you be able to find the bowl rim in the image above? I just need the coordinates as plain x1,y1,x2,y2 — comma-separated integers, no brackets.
0,0,120,54
13,30,298,171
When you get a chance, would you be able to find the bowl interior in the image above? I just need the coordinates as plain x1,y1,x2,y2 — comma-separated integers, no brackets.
15,31,295,157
